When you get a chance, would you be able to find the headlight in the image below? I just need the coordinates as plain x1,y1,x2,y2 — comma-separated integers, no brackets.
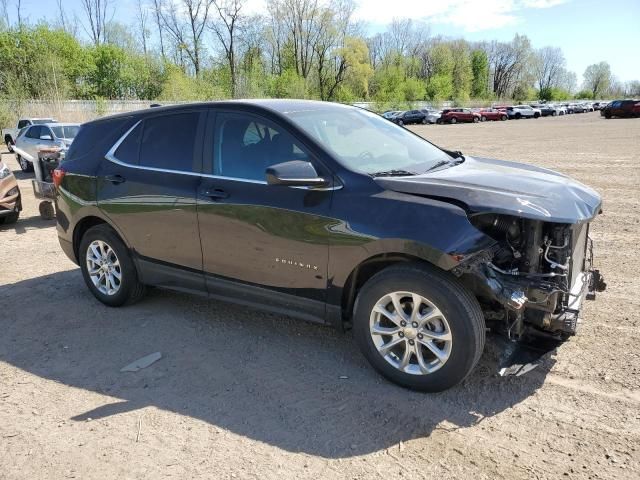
0,164,11,179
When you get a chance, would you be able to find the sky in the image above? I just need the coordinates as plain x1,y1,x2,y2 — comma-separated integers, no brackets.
10,0,640,83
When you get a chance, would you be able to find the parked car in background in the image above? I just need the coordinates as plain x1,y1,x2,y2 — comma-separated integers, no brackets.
393,110,428,126
601,99,640,118
14,122,80,172
506,105,541,119
532,104,560,117
382,110,403,120
477,108,508,121
419,109,442,124
438,108,480,124
54,99,606,392
567,103,587,114
0,161,21,225
3,117,56,153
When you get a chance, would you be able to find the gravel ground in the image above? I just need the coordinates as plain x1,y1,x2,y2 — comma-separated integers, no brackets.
1,112,639,480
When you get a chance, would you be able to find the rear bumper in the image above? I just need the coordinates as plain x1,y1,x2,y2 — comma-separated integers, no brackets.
58,236,78,265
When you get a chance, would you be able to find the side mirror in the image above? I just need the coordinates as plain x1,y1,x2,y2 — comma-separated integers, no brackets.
40,135,52,141
266,161,329,187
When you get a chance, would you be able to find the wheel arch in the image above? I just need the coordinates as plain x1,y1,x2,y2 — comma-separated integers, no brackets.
338,252,443,326
72,214,130,263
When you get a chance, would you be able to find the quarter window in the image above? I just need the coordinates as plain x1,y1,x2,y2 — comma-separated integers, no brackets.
139,112,200,171
213,113,308,181
114,123,142,165
17,120,30,129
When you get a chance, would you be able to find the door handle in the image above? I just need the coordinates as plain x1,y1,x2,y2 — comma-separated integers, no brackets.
105,174,126,184
203,188,229,200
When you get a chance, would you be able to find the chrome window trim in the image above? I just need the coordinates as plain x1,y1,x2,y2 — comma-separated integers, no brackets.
104,117,342,190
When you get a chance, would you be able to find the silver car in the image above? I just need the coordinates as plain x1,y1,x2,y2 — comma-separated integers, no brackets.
14,122,80,172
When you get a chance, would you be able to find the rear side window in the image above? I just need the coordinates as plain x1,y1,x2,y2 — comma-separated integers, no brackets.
17,120,30,129
139,112,200,171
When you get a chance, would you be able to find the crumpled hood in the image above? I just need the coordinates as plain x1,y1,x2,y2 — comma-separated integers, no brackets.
374,156,602,223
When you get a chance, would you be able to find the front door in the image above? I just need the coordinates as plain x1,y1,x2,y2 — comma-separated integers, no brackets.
97,110,206,291
197,110,333,322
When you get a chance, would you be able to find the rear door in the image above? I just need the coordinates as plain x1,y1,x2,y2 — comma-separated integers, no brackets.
97,109,207,291
196,109,333,321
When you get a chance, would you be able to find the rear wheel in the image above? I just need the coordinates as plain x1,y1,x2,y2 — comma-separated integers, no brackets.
480,116,486,122
450,117,457,124
501,114,508,121
353,265,485,392
552,111,557,116
5,137,14,153
79,224,146,307
534,112,540,118
605,112,611,119
473,116,479,123
397,119,404,126
515,113,522,119
421,118,427,124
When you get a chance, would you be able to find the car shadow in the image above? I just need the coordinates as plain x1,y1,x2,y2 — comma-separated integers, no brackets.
0,214,55,233
0,270,555,458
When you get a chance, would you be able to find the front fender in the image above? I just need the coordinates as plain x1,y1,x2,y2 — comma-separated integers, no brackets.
326,189,496,306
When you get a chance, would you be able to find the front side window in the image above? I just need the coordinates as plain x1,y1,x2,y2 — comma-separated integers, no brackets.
287,106,450,175
26,126,41,139
139,112,200,171
214,112,308,181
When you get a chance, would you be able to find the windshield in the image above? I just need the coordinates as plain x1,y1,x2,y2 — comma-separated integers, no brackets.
51,125,80,139
287,107,450,175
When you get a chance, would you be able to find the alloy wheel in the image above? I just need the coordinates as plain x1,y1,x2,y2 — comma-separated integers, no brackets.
86,240,122,296
369,291,453,375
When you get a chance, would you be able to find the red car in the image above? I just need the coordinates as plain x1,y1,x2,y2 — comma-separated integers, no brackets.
602,99,640,118
478,108,508,121
438,108,481,124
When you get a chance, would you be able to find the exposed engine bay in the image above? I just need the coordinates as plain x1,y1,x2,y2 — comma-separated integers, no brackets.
452,213,606,372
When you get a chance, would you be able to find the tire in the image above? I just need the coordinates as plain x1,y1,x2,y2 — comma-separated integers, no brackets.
436,119,443,125
17,154,33,172
534,112,540,118
397,119,404,126
501,115,508,121
353,264,485,392
473,116,479,123
0,211,19,225
480,116,486,122
552,111,557,116
450,117,457,124
5,137,14,153
79,224,146,307
515,113,521,119
421,118,427,124
605,113,611,119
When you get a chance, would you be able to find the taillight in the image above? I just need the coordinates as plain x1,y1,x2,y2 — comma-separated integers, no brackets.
52,168,65,188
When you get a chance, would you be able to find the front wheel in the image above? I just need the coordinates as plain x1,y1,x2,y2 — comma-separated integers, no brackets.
17,155,33,172
5,138,14,153
473,116,479,123
421,118,427,124
450,117,457,124
501,114,508,121
79,224,146,307
397,119,404,126
534,113,540,118
480,116,486,122
353,265,485,392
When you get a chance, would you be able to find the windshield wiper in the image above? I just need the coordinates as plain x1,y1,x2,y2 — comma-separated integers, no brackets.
370,169,417,177
426,160,451,171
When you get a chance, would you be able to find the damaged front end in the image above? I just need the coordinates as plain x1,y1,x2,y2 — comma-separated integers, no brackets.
453,214,606,375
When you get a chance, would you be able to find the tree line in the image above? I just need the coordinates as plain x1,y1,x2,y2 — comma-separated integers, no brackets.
0,0,638,109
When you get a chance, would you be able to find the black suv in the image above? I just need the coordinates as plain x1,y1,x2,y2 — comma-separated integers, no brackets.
393,110,428,126
54,100,605,392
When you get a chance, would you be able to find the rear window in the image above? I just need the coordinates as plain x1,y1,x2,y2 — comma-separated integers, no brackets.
139,112,200,172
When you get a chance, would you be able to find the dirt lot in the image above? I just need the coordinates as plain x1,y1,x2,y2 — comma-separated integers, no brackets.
1,112,639,480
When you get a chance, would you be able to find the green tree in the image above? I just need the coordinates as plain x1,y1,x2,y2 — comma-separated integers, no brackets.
583,62,612,99
470,49,489,98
